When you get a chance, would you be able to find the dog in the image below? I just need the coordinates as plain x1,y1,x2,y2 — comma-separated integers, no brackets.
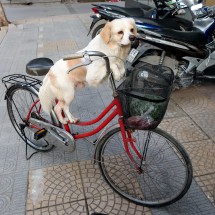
38,18,137,124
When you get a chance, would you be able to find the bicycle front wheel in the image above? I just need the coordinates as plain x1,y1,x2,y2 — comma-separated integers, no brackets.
6,84,53,151
96,127,193,207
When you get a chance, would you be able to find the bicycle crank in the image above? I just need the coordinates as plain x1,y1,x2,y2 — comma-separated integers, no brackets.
29,118,76,152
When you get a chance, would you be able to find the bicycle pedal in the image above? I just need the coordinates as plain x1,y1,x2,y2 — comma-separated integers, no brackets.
34,128,47,140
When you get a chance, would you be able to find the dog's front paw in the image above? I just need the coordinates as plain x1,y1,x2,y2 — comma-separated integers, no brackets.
68,117,79,124
113,72,121,81
59,117,69,124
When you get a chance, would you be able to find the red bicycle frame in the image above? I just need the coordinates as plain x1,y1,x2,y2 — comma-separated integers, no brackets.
27,94,142,170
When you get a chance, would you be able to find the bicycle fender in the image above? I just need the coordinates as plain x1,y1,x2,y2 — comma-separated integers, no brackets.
93,123,120,160
87,15,103,36
4,84,39,100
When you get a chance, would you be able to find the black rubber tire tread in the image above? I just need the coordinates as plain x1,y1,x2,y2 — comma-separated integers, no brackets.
96,127,193,207
92,23,105,39
6,84,52,151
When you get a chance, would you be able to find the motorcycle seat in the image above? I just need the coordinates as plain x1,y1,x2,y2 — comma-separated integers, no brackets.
136,18,182,31
157,28,207,46
100,4,146,17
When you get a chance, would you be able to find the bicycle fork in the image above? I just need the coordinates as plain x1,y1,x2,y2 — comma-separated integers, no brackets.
120,119,151,173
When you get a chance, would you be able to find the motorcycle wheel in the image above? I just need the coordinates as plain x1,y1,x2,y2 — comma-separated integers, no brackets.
92,23,105,39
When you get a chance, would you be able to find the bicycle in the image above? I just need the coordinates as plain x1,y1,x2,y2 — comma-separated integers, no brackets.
2,51,193,207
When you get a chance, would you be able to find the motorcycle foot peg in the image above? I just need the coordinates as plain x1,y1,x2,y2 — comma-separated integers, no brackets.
34,128,47,140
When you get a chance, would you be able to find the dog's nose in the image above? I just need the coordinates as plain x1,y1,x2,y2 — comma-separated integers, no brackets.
129,35,136,42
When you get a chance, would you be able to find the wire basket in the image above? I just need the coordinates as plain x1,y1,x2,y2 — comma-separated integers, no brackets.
117,62,174,130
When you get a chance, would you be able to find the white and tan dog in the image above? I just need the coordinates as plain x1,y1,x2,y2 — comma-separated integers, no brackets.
39,18,137,124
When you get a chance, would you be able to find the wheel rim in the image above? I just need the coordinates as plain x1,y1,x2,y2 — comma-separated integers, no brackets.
8,87,53,150
98,129,192,206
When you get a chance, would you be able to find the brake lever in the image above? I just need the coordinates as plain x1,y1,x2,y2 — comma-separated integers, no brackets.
66,54,92,74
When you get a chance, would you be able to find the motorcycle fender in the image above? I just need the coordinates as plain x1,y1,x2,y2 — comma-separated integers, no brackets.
196,51,215,72
87,15,103,36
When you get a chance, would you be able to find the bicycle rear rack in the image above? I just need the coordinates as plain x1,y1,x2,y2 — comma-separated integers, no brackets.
2,74,42,89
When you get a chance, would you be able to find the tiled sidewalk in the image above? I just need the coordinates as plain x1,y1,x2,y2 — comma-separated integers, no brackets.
0,12,215,215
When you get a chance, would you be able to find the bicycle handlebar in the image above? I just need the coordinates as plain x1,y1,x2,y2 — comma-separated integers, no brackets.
63,51,111,74
63,53,85,60
63,51,116,92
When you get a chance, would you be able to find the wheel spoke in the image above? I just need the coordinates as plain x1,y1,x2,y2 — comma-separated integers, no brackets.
7,85,54,151
97,127,192,207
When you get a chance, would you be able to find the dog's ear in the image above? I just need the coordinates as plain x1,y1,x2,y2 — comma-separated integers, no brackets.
129,18,138,36
100,22,111,44
133,26,138,37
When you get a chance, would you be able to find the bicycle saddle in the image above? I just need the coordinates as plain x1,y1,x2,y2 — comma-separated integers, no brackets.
26,57,54,76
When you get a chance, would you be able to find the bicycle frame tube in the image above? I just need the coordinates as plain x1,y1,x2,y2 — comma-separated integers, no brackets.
70,96,123,139
25,93,142,167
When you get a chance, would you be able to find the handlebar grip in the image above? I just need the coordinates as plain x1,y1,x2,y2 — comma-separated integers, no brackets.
63,53,84,61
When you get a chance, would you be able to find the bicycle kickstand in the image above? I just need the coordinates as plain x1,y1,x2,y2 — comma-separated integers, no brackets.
19,123,39,160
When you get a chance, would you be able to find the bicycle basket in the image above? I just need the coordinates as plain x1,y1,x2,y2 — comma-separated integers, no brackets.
117,62,174,130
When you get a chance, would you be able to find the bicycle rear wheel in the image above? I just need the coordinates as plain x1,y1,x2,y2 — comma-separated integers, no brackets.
96,127,193,207
6,84,53,151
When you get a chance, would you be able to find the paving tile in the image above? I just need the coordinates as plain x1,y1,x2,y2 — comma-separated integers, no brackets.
164,99,186,119
80,154,192,212
171,87,215,115
0,194,11,215
196,80,215,103
195,173,215,206
87,194,152,215
80,160,114,199
183,139,215,176
159,116,208,143
26,200,87,215
26,163,84,211
189,112,215,139
151,179,215,215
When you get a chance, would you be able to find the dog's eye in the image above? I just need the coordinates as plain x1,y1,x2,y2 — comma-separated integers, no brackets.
130,28,134,33
118,31,123,35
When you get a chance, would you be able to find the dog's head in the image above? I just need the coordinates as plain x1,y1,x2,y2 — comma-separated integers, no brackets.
100,18,137,47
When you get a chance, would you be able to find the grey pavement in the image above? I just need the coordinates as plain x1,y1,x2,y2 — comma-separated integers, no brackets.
0,1,215,215
2,1,124,23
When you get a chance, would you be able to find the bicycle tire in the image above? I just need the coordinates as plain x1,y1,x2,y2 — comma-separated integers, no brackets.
6,84,53,151
96,127,193,207
92,24,105,39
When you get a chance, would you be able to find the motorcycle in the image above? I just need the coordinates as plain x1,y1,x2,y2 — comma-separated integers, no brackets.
125,6,215,89
88,0,193,38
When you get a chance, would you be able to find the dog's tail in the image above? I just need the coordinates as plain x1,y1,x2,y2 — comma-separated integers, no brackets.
38,77,55,114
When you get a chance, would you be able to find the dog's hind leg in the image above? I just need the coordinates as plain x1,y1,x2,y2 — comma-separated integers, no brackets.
62,90,79,124
54,101,69,124
63,104,79,124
